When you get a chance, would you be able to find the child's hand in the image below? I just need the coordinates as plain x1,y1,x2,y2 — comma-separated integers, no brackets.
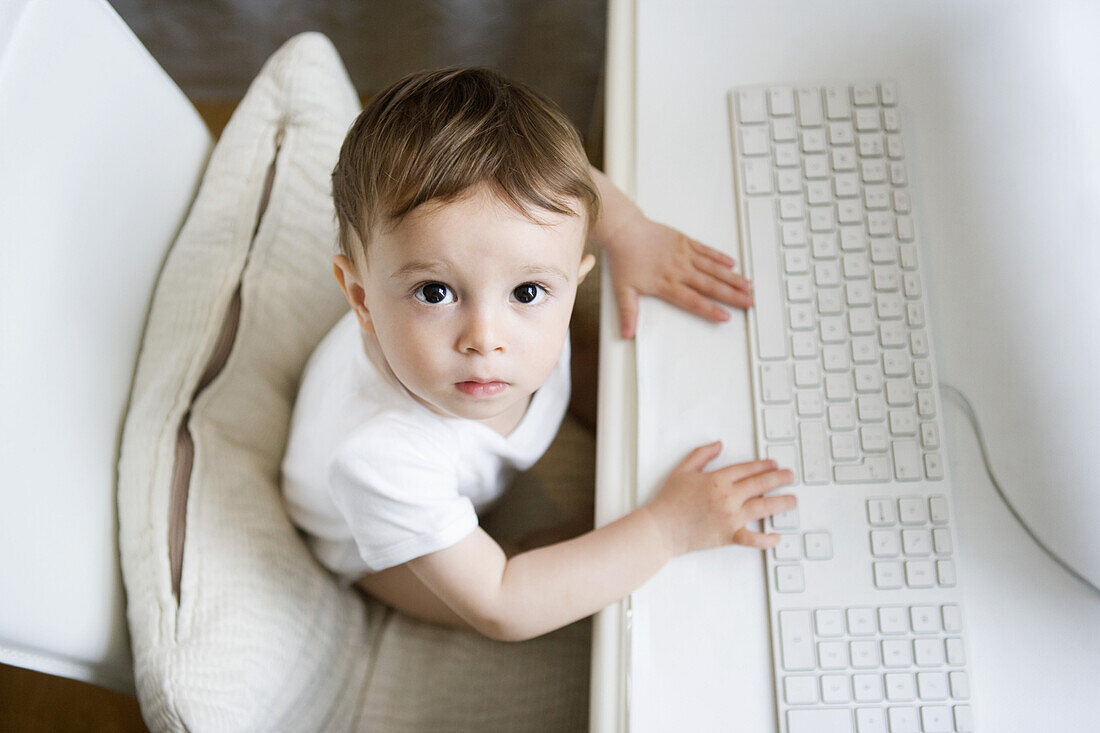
643,441,796,558
603,212,754,339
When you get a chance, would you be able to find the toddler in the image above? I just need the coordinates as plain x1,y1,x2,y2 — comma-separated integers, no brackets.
281,67,795,641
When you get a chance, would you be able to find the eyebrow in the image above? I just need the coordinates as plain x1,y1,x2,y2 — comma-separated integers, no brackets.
390,261,571,283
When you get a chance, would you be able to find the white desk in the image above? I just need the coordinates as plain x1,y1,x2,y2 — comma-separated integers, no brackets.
590,1,1100,730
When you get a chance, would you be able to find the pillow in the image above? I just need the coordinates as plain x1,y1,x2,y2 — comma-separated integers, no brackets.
117,32,591,732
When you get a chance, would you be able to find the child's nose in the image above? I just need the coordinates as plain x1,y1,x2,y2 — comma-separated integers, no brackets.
457,313,504,355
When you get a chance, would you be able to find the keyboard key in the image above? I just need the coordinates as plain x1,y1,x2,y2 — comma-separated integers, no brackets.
774,533,802,561
771,507,800,530
946,637,966,666
867,498,897,526
777,565,806,593
854,108,880,131
914,640,946,668
949,671,971,699
761,363,793,403
787,709,853,733
737,89,768,123
768,86,795,116
892,440,922,480
920,706,952,733
799,421,831,484
871,530,900,556
847,607,876,635
852,84,878,106
901,529,932,556
916,671,948,700
910,605,940,633
887,707,919,733
905,560,935,588
936,559,957,587
804,532,833,559
924,452,945,480
828,121,855,145
860,425,889,453
745,197,786,358
873,561,903,589
855,707,887,733
851,640,879,668
797,390,825,417
880,82,898,105
773,118,798,142
821,674,850,703
825,86,851,119
796,88,825,127
928,495,949,523
740,126,770,156
878,606,907,633
852,673,884,702
941,605,962,632
955,705,975,732
818,641,848,669
831,433,858,461
885,672,917,701
742,157,773,194
916,390,936,418
794,361,821,387
835,456,890,483
779,610,815,669
932,528,952,555
920,422,940,449
785,675,818,704
815,608,846,636
857,394,886,421
882,639,914,667
764,406,795,440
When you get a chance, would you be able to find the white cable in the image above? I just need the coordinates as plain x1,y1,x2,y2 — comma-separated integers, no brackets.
939,382,1100,597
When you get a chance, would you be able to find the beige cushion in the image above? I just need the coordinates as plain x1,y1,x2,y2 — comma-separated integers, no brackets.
117,32,592,732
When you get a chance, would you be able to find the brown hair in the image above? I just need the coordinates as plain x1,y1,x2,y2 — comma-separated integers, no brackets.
331,67,600,270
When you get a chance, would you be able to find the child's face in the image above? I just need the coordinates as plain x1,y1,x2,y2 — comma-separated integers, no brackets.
334,184,595,434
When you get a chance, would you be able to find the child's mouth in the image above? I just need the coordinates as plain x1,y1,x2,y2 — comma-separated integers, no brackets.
455,381,507,397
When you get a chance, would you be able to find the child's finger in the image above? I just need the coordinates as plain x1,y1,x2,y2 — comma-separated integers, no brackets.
690,252,753,294
713,458,778,483
689,239,737,268
684,270,753,312
666,282,732,323
731,527,781,549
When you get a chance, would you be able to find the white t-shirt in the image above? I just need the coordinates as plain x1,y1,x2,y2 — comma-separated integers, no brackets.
280,310,571,584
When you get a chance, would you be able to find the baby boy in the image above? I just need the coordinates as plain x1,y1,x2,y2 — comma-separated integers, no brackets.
281,67,796,641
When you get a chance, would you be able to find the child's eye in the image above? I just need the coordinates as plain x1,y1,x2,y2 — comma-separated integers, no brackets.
414,282,455,305
512,282,547,305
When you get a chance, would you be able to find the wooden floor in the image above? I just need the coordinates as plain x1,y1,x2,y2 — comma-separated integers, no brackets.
0,663,149,732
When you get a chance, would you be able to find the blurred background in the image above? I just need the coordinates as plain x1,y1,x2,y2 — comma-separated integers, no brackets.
0,2,607,730
112,0,608,163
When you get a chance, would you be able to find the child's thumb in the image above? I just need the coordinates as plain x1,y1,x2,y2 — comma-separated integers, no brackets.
616,286,639,339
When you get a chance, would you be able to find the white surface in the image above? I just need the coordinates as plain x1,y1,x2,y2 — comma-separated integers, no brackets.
594,0,1100,730
0,0,211,692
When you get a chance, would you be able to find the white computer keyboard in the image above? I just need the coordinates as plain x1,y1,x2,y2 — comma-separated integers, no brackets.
730,82,975,733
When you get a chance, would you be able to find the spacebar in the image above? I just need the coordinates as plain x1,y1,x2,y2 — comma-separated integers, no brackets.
746,197,786,359
787,709,853,733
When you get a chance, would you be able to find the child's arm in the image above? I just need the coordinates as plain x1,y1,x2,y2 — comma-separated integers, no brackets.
586,165,755,339
405,442,795,642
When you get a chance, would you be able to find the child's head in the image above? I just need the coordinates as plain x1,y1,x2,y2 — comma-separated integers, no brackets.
330,67,599,432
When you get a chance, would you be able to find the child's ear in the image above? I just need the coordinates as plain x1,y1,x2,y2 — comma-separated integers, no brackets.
333,254,376,335
577,253,597,285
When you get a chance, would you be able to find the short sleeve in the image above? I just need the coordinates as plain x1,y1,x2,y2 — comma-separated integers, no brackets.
327,414,477,573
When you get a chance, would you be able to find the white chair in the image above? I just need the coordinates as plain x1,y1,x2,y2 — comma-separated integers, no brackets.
0,0,210,694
